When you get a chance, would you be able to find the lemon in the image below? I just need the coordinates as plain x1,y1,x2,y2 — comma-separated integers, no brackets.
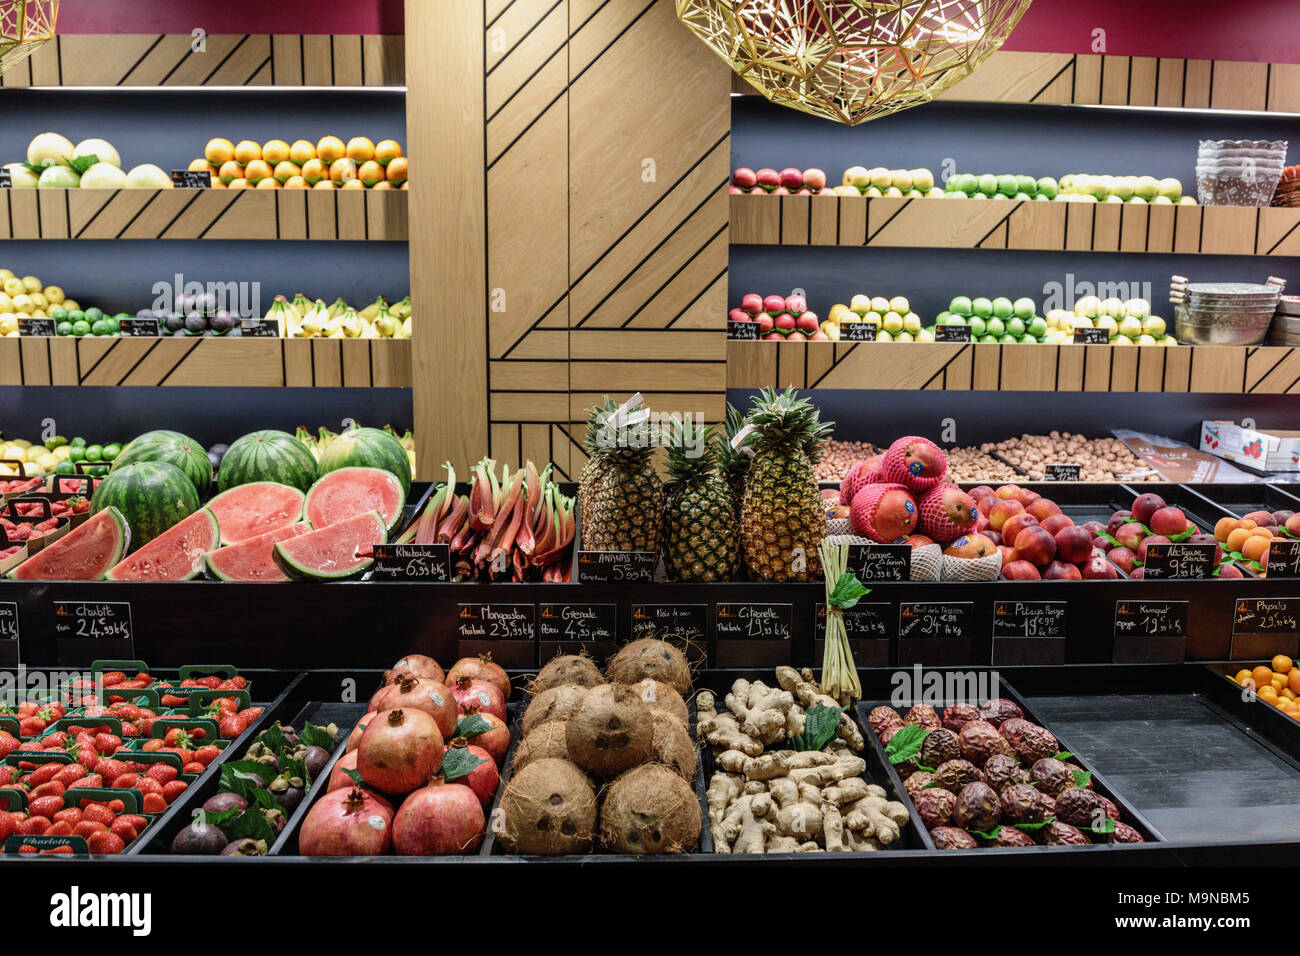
21,275,41,294
53,445,71,461
36,453,58,472
43,285,64,304
12,294,33,314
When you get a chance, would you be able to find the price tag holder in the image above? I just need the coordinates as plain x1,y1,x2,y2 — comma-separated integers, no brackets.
1074,328,1109,344
457,603,536,668
815,601,890,667
52,601,133,663
1266,540,1300,577
539,604,617,661
1141,542,1218,579
1042,463,1080,481
1113,600,1187,662
898,602,972,666
18,317,56,337
631,603,707,667
847,543,910,582
727,320,759,341
170,169,211,188
992,600,1067,665
240,319,279,337
370,543,450,581
0,602,18,667
119,318,160,337
1230,597,1300,660
576,550,655,583
841,322,875,342
934,325,971,343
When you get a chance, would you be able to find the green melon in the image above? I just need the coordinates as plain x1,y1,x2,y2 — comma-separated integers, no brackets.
91,461,199,551
317,427,411,496
112,429,213,498
218,430,318,494
105,508,219,581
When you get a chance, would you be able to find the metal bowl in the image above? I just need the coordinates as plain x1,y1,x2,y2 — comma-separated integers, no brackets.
1174,304,1273,345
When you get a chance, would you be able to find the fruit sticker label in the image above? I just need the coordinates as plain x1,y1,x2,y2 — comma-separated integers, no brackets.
1141,542,1218,579
170,169,212,188
1266,539,1300,577
715,603,792,641
539,604,616,642
899,602,972,639
576,550,655,583
993,601,1067,638
457,603,534,641
727,321,760,341
240,319,280,337
1042,463,1081,481
17,317,56,337
371,543,451,581
817,601,890,639
847,543,910,581
119,318,161,337
934,325,972,343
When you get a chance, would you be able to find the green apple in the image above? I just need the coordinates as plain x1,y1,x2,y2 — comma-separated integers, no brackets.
1006,316,1026,337
903,312,922,333
949,295,973,316
1075,296,1101,318
1016,174,1036,194
972,297,993,318
968,316,987,337
1033,193,1050,200
996,174,1017,195
876,329,893,342
935,310,953,325
978,173,997,194
946,190,968,198
985,316,1005,337
1101,297,1124,317
864,185,882,198
942,312,967,326
911,168,935,191
971,192,988,199
1095,315,1119,337
958,173,978,194
1134,175,1158,199
1013,297,1035,319
1013,192,1032,201
1028,316,1048,338
992,296,1013,319
868,166,891,189
1036,176,1058,199
1117,315,1143,338
978,334,998,343
1142,315,1166,337
1124,298,1150,318
992,192,1010,200
844,165,870,188
1157,177,1182,199
999,333,1019,344
883,311,904,333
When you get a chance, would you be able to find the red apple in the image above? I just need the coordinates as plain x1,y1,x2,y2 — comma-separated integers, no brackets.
1043,560,1082,580
786,294,808,314
749,186,766,195
1014,488,1040,507
795,188,813,195
771,186,790,196
1136,534,1171,563
796,312,820,335
1129,567,1145,579
762,331,783,340
1092,534,1113,553
1217,563,1244,579
756,168,779,189
755,312,774,334
1081,520,1107,536
764,294,788,314
774,313,796,333
779,167,804,190
1040,514,1075,535
1001,560,1041,580
808,330,831,341
729,309,751,323
1107,510,1132,535
803,168,827,190
1081,553,1118,579
974,514,991,533
1148,507,1188,537
1027,498,1062,522
729,185,743,194
1001,513,1039,546
1014,526,1057,567
977,496,997,517
983,529,1001,546
1054,525,1094,564
1108,546,1137,573
732,167,757,189
740,293,763,314
988,498,1025,531
1131,493,1166,525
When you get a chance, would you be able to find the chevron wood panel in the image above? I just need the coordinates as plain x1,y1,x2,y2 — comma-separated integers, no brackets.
725,343,1300,393
2,190,408,241
0,35,405,87
731,50,1290,112
730,195,1296,256
0,338,412,387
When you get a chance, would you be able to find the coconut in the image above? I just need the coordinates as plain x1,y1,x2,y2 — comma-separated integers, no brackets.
512,721,569,773
628,678,689,727
605,638,692,695
599,764,701,854
497,758,596,855
520,684,590,736
565,683,653,778
532,654,605,694
649,710,697,781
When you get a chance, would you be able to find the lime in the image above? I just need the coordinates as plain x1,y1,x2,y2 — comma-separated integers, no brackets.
56,322,72,336
84,444,103,462
54,460,75,475
105,316,121,333
84,307,103,323
67,445,85,462
49,306,68,321
70,436,86,448
71,320,91,337
102,442,122,461
43,435,67,450
67,310,85,324
90,319,109,336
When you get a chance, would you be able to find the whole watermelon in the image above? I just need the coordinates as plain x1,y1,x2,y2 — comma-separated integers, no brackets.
112,429,213,498
218,430,318,494
91,461,200,551
317,427,411,495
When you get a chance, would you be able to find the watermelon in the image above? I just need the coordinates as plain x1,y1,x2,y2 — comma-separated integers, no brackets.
105,508,219,581
206,481,305,546
218,430,318,494
7,507,128,580
304,467,405,534
204,522,312,582
273,510,386,581
112,430,213,498
91,461,200,551
317,427,411,496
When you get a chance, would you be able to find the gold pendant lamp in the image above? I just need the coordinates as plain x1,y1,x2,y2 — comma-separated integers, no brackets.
0,0,58,78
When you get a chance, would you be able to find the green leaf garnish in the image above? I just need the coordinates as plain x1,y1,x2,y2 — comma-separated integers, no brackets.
828,572,868,610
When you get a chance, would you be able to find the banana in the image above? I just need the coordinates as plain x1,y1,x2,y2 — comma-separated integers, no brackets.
298,299,327,337
360,296,387,322
390,295,411,319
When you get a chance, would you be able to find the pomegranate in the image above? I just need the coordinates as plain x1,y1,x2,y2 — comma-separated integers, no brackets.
299,787,393,856
453,677,506,722
369,676,458,739
392,778,485,855
447,653,511,702
346,712,375,753
328,750,359,792
383,653,445,685
357,708,446,796
447,738,500,806
460,706,510,764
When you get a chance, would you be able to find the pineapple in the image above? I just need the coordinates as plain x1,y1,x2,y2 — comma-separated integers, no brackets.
740,388,833,582
582,396,663,553
662,418,738,582
716,401,753,511
577,397,618,528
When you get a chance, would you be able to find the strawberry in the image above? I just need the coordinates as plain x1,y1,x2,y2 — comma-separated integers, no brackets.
194,745,220,766
96,758,128,783
26,763,61,787
161,780,188,804
40,845,74,855
144,763,178,783
134,778,162,796
110,773,140,790
100,671,126,687
52,808,82,826
110,817,138,843
53,764,86,788
141,738,163,752
0,814,15,841
182,762,205,775
87,830,126,855
45,821,73,836
28,795,63,819
66,774,103,790
73,820,108,838
15,815,50,835
31,779,65,799
18,717,45,737
81,803,115,825
94,733,122,753
141,792,166,814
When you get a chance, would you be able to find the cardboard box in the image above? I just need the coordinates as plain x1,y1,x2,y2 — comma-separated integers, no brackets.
1201,420,1300,472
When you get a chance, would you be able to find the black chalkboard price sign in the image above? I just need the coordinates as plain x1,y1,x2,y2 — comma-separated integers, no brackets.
1141,542,1218,579
120,318,161,337
1042,463,1080,481
18,317,56,337
846,543,910,582
1074,328,1109,344
171,169,212,188
240,319,280,337
899,602,971,639
840,322,876,341
993,600,1067,638
576,550,655,583
715,602,792,641
727,320,760,340
539,603,616,642
1266,539,1300,577
370,543,450,581
934,324,972,342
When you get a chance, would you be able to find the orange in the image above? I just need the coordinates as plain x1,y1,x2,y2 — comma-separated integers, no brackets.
340,178,365,190
217,161,243,185
1282,688,1296,701
289,140,316,165
329,158,358,183
386,156,408,185
273,161,301,184
227,178,252,190
1273,655,1293,675
375,139,403,166
1225,528,1253,554
300,158,326,185
262,139,291,165
256,177,280,189
234,140,262,165
316,136,346,164
205,137,235,165
1259,684,1278,701
1214,517,1239,542
371,180,394,190
346,137,375,163
1234,669,1253,684
1252,665,1275,688
357,160,385,187
312,179,336,190
243,159,273,184
1289,670,1300,694
1272,673,1288,690
283,176,308,189
1242,536,1271,565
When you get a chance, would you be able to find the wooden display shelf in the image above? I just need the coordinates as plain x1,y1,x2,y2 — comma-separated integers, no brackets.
0,34,404,88
0,188,408,241
0,336,412,388
733,50,1300,113
727,341,1300,394
730,193,1300,257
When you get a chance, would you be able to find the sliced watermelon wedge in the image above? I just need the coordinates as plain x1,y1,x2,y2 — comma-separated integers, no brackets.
7,508,129,581
273,511,386,581
304,467,405,534
204,521,312,582
105,508,220,582
207,481,305,546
